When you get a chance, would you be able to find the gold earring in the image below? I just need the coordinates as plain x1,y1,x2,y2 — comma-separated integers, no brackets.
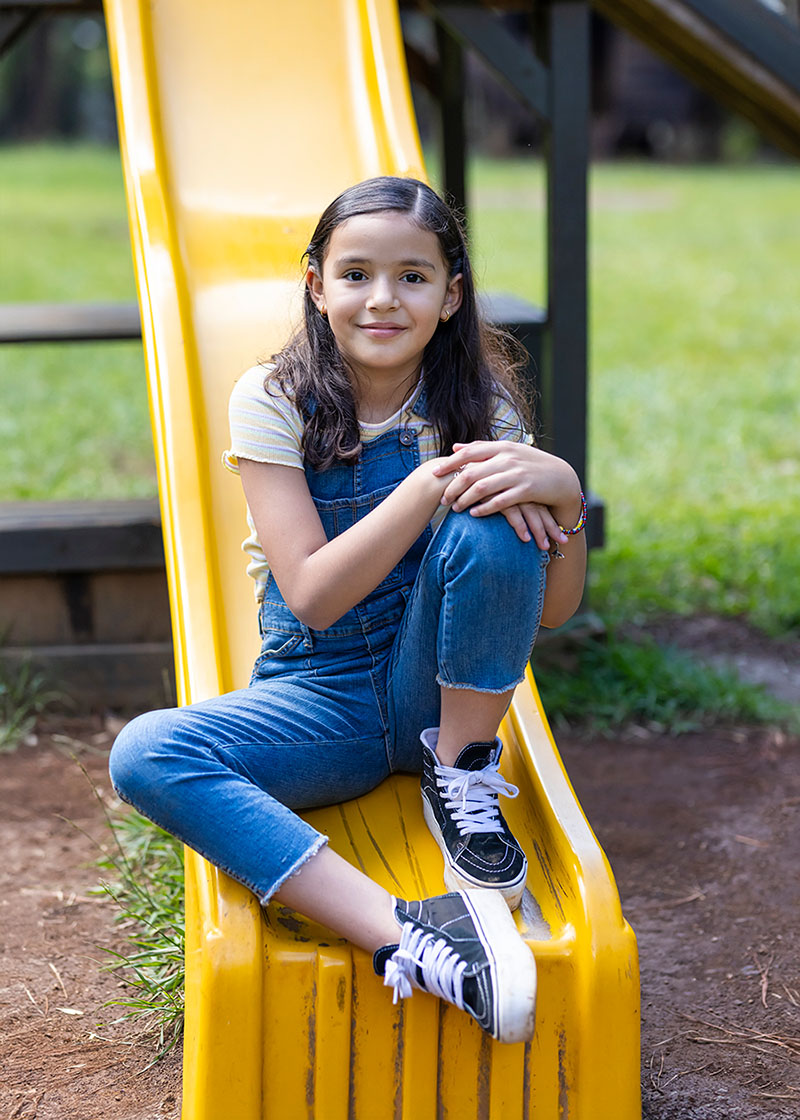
441,309,451,322
319,303,327,316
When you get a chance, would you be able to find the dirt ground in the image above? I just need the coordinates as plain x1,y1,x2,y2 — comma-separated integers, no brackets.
0,727,182,1120
1,618,798,1118
560,723,800,1119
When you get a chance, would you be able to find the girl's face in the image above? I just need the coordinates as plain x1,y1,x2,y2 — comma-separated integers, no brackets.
307,211,462,387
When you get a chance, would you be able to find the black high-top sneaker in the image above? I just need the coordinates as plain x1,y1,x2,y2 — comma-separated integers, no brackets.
373,890,537,1044
420,727,528,910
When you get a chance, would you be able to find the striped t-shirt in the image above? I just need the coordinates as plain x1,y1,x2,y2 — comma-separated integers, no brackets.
223,364,532,600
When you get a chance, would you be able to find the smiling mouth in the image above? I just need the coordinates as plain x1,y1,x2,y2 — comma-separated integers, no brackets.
359,323,405,334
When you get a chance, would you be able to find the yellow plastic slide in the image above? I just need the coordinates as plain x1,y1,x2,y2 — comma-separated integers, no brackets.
103,1,640,1115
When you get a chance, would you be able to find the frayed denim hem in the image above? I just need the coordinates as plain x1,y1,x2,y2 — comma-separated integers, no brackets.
258,833,329,906
108,781,327,907
435,673,526,695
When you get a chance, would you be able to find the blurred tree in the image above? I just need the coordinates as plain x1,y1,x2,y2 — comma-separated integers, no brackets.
0,15,116,142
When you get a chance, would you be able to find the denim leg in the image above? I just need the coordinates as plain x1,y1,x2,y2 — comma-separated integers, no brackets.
109,673,390,903
386,510,549,772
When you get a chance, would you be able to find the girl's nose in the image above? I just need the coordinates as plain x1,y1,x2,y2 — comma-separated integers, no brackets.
366,276,399,311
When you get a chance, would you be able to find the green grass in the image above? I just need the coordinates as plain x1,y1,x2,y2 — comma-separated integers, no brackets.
1,144,798,635
0,657,60,751
588,165,800,635
465,158,800,636
96,808,185,1056
0,340,155,499
0,144,155,500
534,628,798,737
0,144,136,302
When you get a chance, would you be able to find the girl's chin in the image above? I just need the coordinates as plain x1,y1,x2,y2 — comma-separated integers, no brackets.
341,350,426,377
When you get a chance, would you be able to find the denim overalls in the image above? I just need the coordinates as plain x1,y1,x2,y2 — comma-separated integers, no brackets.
110,411,549,903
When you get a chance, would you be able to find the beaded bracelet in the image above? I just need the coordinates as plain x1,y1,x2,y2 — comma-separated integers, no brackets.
558,490,587,536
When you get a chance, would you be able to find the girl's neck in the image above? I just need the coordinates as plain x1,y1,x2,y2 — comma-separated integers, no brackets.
352,367,421,425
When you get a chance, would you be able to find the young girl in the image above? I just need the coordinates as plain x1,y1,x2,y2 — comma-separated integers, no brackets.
110,176,586,1046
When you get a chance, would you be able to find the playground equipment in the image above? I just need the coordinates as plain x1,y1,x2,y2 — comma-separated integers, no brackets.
5,0,800,711
103,2,641,1113
0,0,795,1112
593,0,800,159
101,0,638,1116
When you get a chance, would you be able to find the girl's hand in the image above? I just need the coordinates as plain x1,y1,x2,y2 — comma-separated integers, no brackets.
432,441,581,546
433,440,587,627
496,501,564,549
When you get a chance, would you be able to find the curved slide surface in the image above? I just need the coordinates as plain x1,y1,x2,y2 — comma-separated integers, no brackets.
103,1,640,1116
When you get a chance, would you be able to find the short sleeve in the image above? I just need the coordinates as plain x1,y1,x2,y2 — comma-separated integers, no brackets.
490,395,534,445
223,365,305,474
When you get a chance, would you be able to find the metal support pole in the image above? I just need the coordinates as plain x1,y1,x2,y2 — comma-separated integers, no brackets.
0,9,40,58
436,18,467,217
542,0,589,487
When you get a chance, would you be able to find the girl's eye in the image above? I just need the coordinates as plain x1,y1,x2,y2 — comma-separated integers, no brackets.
402,272,426,284
343,270,367,282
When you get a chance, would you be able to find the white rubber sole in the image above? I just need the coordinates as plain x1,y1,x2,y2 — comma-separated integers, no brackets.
422,797,527,912
462,888,537,1045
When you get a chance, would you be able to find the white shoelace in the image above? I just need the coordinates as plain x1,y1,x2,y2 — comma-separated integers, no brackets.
383,922,468,1008
435,760,520,836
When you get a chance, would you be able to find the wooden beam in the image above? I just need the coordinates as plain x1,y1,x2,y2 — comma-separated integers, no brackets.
432,3,550,120
0,302,141,343
0,500,164,573
0,642,176,711
594,0,800,158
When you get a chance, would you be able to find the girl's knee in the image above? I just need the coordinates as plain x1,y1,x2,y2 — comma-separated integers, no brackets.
441,509,547,576
108,708,178,804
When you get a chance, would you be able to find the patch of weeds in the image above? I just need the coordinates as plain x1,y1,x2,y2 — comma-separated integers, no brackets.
534,627,798,736
96,807,185,1059
589,522,800,641
0,657,60,752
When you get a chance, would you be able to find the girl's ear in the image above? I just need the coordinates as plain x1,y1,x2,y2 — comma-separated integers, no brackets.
442,272,463,319
306,267,326,312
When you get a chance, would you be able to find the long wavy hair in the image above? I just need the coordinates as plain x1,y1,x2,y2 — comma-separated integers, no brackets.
267,176,532,470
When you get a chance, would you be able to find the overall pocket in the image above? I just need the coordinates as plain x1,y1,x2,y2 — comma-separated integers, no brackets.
251,587,307,681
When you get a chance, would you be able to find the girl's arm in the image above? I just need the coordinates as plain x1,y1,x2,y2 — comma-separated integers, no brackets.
238,456,454,630
432,440,587,628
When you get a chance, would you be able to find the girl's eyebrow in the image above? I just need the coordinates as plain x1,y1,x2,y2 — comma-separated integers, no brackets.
399,258,438,270
334,255,439,271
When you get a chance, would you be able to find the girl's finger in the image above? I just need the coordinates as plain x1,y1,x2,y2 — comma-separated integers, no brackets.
445,441,500,466
432,453,489,478
450,474,514,511
433,448,466,472
434,443,522,481
439,468,474,505
519,513,549,550
454,476,526,512
522,510,550,550
493,501,547,550
452,441,493,453
440,477,463,504
499,505,532,543
519,503,571,551
431,454,460,476
528,504,567,544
